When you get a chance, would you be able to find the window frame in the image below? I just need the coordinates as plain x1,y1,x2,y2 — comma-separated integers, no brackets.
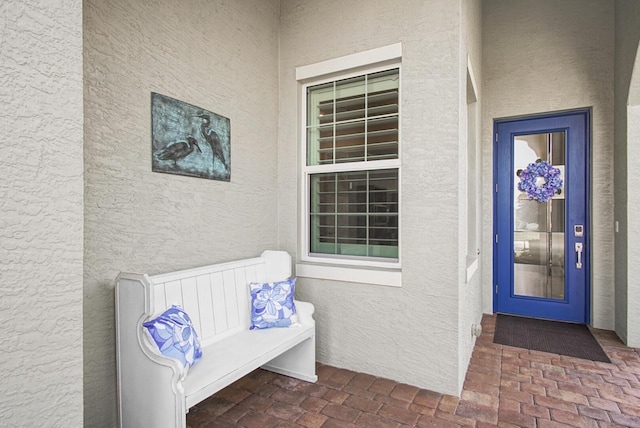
297,45,402,272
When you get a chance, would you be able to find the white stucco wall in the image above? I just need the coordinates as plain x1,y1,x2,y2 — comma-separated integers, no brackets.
279,0,467,396
0,1,84,426
626,45,640,347
482,0,615,329
614,0,640,347
458,0,483,392
628,100,640,347
83,1,280,425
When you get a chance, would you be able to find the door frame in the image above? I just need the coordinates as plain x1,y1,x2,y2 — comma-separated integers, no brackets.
492,108,592,324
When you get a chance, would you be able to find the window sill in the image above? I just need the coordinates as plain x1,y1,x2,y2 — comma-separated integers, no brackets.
295,263,402,287
466,255,479,283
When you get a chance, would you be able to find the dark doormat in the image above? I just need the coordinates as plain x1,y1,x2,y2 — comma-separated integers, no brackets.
494,314,611,363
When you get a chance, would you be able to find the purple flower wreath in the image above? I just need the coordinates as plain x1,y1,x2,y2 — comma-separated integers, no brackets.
517,160,563,203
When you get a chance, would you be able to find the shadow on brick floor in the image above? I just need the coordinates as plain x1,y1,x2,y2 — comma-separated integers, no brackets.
187,314,640,428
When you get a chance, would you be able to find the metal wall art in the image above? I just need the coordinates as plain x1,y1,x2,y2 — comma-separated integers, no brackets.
151,93,230,181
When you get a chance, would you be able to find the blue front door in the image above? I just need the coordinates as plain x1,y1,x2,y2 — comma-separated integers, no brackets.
494,110,590,323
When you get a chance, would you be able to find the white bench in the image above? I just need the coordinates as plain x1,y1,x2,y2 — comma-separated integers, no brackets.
115,250,317,428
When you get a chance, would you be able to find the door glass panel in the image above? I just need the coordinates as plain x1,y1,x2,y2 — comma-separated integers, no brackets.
513,132,566,299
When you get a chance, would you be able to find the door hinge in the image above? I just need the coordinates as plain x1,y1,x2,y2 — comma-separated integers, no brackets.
495,132,498,142
495,284,498,294
495,234,498,244
495,184,498,193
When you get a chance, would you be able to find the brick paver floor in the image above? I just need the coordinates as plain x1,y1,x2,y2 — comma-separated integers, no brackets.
186,314,640,427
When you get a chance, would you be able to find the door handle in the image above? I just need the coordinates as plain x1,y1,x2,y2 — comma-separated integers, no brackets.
575,242,583,269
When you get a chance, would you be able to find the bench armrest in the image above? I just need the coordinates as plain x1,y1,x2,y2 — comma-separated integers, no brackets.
295,300,316,326
116,273,187,428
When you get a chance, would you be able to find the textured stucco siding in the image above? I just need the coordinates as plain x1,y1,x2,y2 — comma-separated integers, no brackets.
614,0,640,347
279,0,465,396
458,0,483,393
83,1,280,425
629,40,640,347
628,102,640,347
482,0,615,329
627,37,640,346
0,1,84,426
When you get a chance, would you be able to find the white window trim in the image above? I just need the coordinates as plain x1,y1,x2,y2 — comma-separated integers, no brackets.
296,43,402,82
296,263,402,288
296,44,403,286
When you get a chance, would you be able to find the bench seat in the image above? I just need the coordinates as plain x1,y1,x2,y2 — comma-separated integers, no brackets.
184,301,316,408
115,251,317,428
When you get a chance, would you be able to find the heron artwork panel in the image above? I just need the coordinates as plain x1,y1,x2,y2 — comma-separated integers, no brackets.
151,93,230,181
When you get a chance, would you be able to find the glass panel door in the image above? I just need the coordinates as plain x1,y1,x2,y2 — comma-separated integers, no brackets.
494,109,589,323
513,132,565,299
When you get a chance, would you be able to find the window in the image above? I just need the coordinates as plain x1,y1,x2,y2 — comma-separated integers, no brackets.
303,67,400,266
466,60,480,281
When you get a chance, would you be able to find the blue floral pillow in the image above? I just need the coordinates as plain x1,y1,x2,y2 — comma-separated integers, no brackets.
142,305,202,369
249,277,299,330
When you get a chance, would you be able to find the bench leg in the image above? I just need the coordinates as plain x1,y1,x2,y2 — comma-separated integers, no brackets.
261,336,318,383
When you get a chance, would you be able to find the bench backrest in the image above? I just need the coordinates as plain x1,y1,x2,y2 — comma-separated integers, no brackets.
147,250,291,346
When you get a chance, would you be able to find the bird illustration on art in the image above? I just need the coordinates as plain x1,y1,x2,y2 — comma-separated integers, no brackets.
156,136,202,166
195,114,229,171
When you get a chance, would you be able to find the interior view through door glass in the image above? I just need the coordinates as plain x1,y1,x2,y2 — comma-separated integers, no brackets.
513,132,566,300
